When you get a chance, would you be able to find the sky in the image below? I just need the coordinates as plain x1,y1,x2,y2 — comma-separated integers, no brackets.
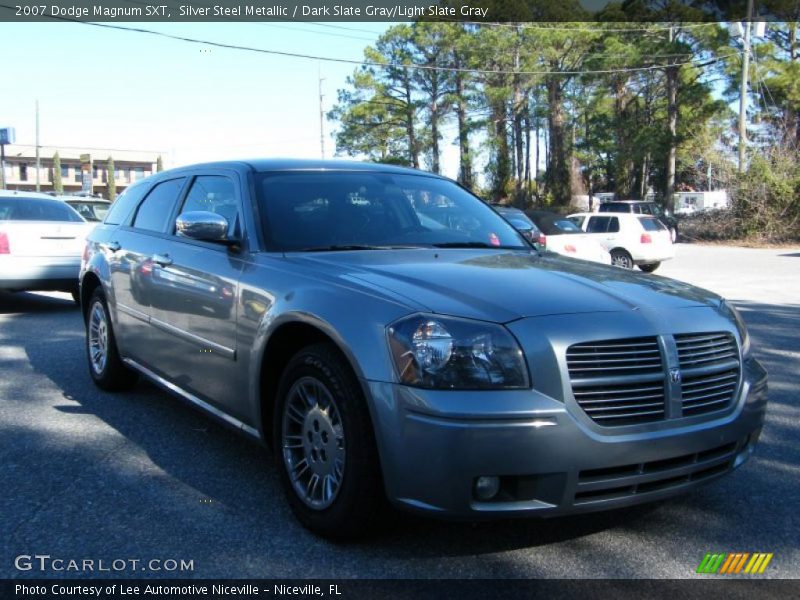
0,20,468,177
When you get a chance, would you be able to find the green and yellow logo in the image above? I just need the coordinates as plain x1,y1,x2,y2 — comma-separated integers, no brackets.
697,553,774,575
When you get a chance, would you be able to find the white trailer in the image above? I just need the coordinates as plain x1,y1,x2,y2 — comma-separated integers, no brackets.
673,190,730,215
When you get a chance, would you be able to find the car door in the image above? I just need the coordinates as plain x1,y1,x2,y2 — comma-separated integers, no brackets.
107,177,187,365
147,171,248,419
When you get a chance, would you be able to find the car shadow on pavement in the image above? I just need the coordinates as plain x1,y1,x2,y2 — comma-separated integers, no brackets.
0,291,77,314
8,297,799,573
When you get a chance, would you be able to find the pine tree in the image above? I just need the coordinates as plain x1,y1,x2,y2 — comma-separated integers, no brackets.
107,157,116,201
52,152,63,193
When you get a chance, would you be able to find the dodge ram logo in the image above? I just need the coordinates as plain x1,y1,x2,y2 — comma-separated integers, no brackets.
669,368,682,384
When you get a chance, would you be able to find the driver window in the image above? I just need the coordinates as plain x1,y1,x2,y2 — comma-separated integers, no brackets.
179,176,239,237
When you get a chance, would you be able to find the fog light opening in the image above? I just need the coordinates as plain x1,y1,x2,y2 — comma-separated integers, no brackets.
474,476,501,501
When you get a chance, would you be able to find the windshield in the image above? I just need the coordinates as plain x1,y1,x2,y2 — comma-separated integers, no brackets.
256,171,528,251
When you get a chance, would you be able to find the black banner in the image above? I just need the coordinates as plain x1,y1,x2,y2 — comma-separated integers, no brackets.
3,579,799,600
1,0,799,23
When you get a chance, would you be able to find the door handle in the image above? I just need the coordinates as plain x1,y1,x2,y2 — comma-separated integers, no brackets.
152,253,173,267
102,241,121,252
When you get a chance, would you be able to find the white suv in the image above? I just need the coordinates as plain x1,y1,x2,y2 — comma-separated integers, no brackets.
568,212,674,272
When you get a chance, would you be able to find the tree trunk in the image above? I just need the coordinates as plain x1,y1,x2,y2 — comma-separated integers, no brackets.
403,68,419,169
430,99,440,173
546,76,570,205
453,56,472,188
491,98,511,201
665,64,678,208
524,107,531,198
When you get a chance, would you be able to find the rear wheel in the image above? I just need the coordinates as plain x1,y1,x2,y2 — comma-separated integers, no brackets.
610,249,634,269
274,343,385,539
86,288,138,391
669,226,678,243
639,262,661,273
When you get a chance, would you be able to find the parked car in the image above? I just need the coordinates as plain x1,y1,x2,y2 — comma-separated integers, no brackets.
569,212,674,272
1,193,94,301
490,205,543,245
526,210,611,265
80,160,767,539
597,200,679,242
56,196,112,222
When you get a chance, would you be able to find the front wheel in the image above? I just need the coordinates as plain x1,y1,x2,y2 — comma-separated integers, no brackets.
610,249,634,269
274,343,385,539
639,262,661,273
85,288,138,391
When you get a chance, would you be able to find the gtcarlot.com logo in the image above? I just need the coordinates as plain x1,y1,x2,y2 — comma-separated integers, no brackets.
697,552,774,575
14,554,194,573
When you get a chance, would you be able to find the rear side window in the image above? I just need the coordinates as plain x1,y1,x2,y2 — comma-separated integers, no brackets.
587,216,611,233
132,178,186,233
0,197,83,222
599,203,631,213
608,217,620,232
178,176,239,237
105,183,149,225
639,217,666,231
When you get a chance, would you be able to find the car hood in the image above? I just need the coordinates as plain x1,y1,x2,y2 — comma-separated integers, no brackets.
286,249,720,323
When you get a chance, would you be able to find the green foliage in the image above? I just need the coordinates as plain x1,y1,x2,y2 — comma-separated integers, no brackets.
327,18,799,239
733,146,800,241
52,152,63,193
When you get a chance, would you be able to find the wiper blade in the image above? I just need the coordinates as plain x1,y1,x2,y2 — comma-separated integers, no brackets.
431,242,523,250
302,245,386,252
301,244,424,252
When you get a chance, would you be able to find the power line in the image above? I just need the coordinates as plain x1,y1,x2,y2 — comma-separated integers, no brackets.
455,20,724,33
14,12,739,77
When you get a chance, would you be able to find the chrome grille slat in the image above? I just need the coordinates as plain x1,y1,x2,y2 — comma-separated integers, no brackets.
584,402,664,413
577,393,664,405
682,383,737,399
567,337,665,426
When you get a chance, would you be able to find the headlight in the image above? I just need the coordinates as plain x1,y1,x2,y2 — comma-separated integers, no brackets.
720,299,750,358
387,315,529,389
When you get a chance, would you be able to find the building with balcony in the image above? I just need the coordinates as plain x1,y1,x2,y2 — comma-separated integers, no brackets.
0,145,161,198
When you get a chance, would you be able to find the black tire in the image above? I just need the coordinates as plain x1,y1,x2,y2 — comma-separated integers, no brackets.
85,288,138,391
610,249,634,269
70,287,80,305
639,262,661,273
273,343,385,539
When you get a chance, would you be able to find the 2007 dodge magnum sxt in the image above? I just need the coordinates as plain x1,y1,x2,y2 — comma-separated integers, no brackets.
80,160,767,538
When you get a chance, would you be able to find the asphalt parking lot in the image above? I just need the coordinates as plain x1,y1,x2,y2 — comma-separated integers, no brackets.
1,243,798,579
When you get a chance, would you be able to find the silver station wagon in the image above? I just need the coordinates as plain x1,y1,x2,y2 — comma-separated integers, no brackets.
80,160,767,538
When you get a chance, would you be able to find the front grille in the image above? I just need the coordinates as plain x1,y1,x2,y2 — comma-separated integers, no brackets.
567,337,665,426
574,441,738,504
675,333,740,417
566,332,741,426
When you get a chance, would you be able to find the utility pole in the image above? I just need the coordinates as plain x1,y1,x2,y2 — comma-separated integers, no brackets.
35,100,41,192
739,0,754,173
319,64,326,160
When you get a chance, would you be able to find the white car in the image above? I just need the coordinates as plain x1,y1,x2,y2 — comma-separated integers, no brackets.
527,211,611,265
0,193,96,301
568,212,674,272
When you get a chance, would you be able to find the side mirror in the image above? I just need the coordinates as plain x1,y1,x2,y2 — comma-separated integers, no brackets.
176,211,230,243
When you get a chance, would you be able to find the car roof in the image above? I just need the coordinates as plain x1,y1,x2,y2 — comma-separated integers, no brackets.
0,190,53,200
158,158,446,178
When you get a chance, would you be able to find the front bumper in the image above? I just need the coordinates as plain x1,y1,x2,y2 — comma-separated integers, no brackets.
367,357,767,518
